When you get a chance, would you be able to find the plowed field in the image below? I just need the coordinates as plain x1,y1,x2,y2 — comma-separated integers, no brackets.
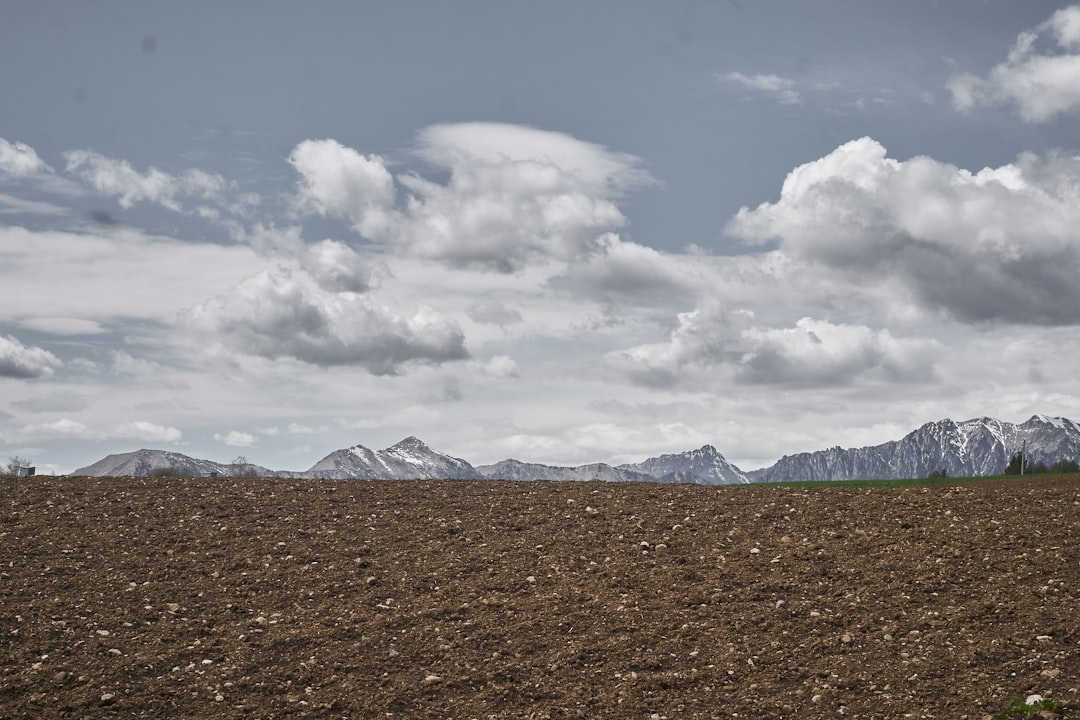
2,475,1077,719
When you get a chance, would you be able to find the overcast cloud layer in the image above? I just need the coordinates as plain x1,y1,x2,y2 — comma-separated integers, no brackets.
3,2,1080,474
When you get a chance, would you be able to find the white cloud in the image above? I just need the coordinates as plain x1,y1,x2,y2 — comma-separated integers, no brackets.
0,335,62,378
115,421,183,443
64,150,233,210
289,123,652,273
19,418,182,443
724,71,802,105
413,122,652,195
727,137,1080,325
225,225,376,294
22,418,90,438
0,138,51,177
735,318,939,386
65,150,179,209
214,430,256,447
182,265,468,374
299,238,373,293
288,139,396,238
608,303,938,390
948,5,1080,122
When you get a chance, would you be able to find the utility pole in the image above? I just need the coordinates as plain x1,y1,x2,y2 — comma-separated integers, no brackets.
1021,440,1026,476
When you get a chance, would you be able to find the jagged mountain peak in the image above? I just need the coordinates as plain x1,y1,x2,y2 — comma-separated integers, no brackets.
390,435,429,450
619,444,749,485
308,436,479,480
1022,414,1076,431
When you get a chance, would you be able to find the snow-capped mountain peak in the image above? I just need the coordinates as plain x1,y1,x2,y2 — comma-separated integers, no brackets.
390,435,428,451
618,444,750,485
309,437,480,480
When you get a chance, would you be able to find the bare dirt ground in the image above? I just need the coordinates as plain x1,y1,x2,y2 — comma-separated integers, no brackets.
2,475,1077,719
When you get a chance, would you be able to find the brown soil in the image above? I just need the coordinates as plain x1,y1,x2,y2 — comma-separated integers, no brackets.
2,475,1077,719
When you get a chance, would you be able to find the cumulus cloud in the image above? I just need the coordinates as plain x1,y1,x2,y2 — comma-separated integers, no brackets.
736,318,939,386
299,238,373,293
724,72,802,105
225,225,376,294
289,123,652,273
214,430,256,447
609,305,938,389
0,335,62,378
727,137,1080,325
288,139,396,238
0,138,51,177
182,265,468,374
64,150,232,210
947,4,1080,122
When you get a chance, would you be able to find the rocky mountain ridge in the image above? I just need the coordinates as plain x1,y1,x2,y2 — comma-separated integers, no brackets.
73,438,747,485
747,414,1080,482
71,414,1080,484
71,449,284,479
305,436,482,480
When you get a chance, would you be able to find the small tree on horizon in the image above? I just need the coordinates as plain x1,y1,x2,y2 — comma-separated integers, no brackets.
230,455,256,478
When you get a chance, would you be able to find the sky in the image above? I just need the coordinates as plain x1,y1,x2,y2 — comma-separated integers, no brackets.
4,1,1080,475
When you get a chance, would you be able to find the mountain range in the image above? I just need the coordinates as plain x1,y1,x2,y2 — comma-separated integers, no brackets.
746,414,1080,482
71,415,1080,484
